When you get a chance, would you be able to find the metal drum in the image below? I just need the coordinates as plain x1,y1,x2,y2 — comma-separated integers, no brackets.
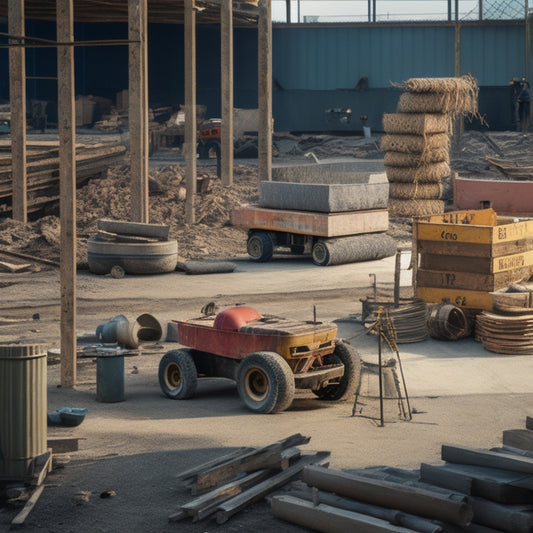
0,343,47,481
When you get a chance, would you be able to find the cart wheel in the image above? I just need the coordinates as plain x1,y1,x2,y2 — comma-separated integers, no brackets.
159,349,198,399
313,340,361,401
247,231,274,262
312,240,330,266
237,351,295,413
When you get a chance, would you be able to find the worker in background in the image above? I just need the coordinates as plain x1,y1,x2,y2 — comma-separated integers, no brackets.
518,77,530,134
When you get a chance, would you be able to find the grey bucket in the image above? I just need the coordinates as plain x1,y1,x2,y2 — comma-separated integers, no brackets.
0,344,47,481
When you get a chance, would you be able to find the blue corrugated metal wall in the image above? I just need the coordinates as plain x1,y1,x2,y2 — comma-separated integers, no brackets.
272,22,529,131
0,20,529,131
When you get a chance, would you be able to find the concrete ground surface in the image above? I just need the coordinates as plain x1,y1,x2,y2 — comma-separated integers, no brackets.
1,254,532,532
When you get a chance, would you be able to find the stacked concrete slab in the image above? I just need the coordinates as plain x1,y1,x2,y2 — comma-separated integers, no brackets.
245,164,397,266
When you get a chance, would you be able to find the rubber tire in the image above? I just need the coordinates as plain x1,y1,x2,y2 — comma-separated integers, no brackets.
237,351,295,414
312,240,330,266
158,349,198,399
247,231,274,262
313,340,361,401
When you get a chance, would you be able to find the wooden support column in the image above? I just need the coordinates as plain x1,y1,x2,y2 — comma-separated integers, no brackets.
258,0,272,182
128,0,149,223
221,0,234,186
185,0,197,223
57,0,76,387
8,0,27,222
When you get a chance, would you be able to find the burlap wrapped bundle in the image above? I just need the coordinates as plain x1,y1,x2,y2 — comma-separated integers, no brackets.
384,149,449,167
383,113,450,135
385,162,450,184
389,198,445,217
397,75,479,118
380,133,450,154
389,182,443,200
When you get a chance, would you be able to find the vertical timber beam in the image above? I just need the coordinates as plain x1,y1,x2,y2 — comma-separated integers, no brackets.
258,0,272,182
221,0,234,186
128,0,149,222
185,0,197,223
8,0,27,222
57,0,77,387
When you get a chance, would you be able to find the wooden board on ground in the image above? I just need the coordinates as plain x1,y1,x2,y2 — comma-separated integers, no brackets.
503,430,533,452
232,206,389,238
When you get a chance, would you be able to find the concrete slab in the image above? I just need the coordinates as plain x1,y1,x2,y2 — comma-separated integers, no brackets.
259,177,389,213
271,158,386,184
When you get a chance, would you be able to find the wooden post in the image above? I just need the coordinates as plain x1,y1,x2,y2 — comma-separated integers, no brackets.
57,0,77,387
128,0,149,223
258,0,272,182
8,0,27,222
185,0,197,224
221,0,234,187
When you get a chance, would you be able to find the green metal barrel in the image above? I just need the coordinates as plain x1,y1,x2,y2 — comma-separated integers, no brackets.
0,344,47,481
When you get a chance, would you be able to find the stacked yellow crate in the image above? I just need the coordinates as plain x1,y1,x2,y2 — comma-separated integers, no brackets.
415,208,533,310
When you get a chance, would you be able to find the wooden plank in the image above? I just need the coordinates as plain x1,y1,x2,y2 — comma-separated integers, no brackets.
181,469,272,522
128,0,149,223
470,496,533,533
416,217,533,245
527,416,533,431
176,447,254,482
215,451,330,524
503,430,533,452
419,252,533,274
231,206,389,238
220,0,234,186
441,444,533,475
257,0,272,182
417,238,533,258
8,0,27,222
184,0,197,224
57,0,77,388
192,442,283,493
286,487,443,533
302,465,473,526
416,286,493,310
271,495,417,533
10,484,45,528
420,462,533,504
416,268,533,292
47,437,80,453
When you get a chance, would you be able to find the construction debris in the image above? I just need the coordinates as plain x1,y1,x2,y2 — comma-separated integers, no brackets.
273,417,533,533
168,433,330,525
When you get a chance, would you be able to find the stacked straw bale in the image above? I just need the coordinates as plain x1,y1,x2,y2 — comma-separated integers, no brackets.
381,75,479,218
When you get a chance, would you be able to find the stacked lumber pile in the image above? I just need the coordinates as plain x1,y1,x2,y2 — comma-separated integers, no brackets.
486,156,533,181
382,76,479,218
272,417,533,532
0,140,126,215
168,433,329,525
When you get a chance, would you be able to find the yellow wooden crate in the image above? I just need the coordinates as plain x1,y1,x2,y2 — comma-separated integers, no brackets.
416,208,533,246
416,286,493,310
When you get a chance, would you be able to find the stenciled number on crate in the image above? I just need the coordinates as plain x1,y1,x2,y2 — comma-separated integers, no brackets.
440,272,456,287
498,255,525,271
440,230,458,241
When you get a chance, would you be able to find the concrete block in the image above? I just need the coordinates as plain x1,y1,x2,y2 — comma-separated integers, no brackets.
271,159,385,184
260,175,389,213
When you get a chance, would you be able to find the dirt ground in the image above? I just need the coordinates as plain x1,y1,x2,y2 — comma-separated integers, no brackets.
1,130,533,532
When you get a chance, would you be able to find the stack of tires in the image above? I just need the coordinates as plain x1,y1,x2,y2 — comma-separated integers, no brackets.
381,76,480,218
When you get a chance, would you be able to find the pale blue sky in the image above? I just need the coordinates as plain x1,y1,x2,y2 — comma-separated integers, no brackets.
272,1,482,23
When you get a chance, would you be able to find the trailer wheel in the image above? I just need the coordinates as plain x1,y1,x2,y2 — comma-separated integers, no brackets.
237,351,295,413
313,340,361,401
247,231,274,262
312,240,330,266
159,349,198,399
